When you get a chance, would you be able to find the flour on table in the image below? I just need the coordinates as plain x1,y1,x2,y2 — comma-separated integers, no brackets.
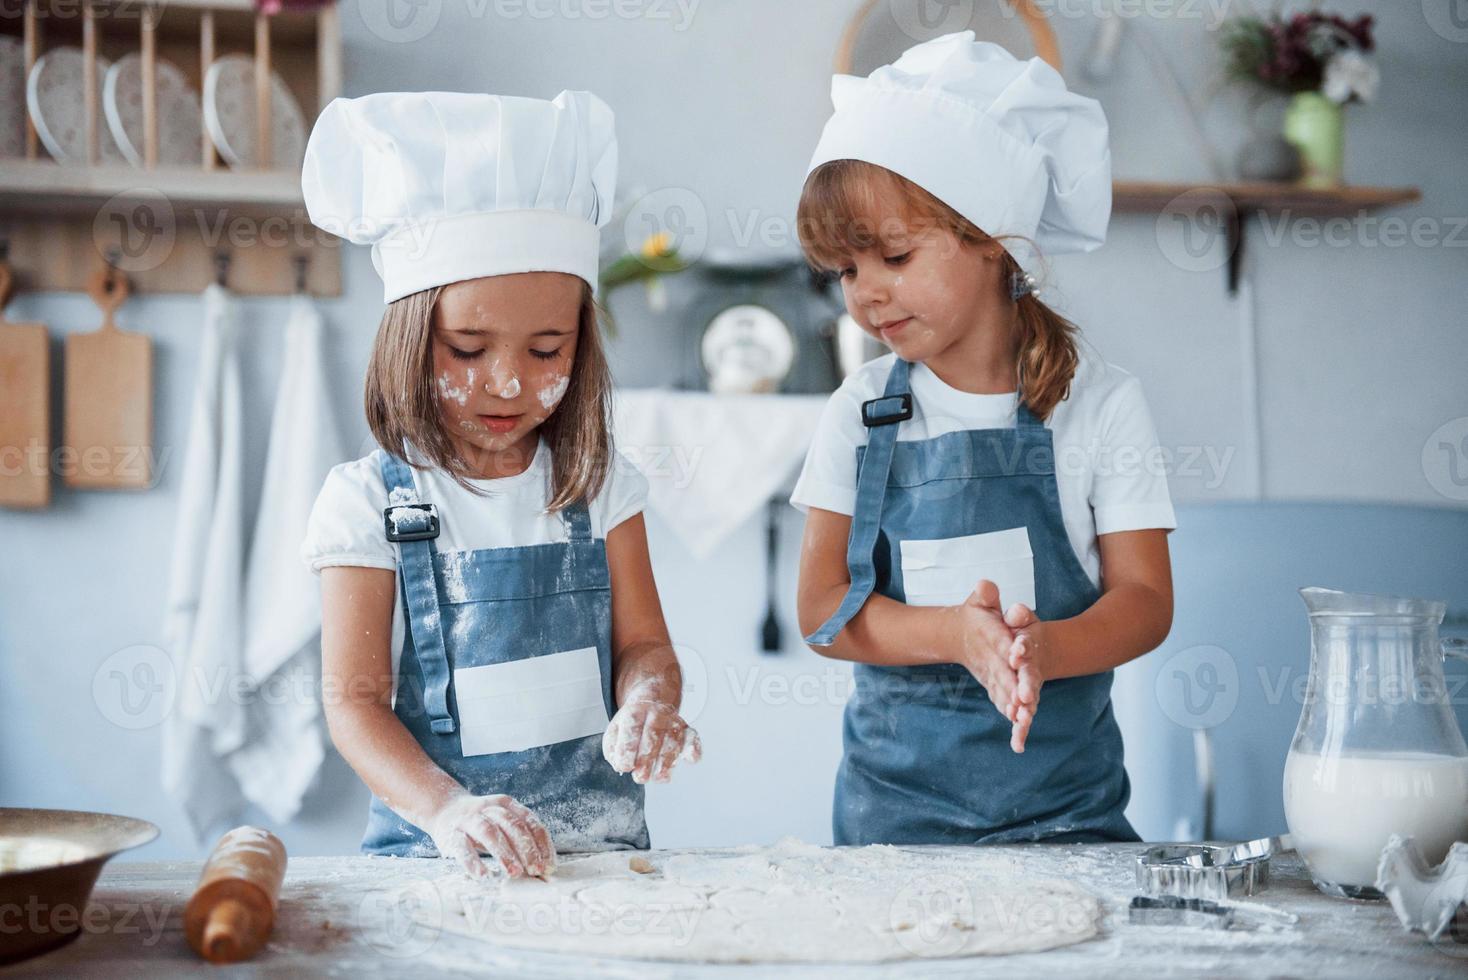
417,837,1102,963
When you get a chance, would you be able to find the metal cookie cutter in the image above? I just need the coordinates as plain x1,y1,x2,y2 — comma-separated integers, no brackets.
1128,895,1235,930
1135,835,1287,901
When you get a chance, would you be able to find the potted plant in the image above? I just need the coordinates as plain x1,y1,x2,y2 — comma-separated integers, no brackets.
1220,9,1377,187
598,229,696,337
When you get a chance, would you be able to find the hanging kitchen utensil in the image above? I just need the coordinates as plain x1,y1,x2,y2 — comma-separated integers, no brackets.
0,255,50,508
63,258,153,489
760,498,782,653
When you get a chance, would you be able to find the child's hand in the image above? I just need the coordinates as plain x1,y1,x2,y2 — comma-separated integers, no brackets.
426,791,556,880
947,580,1037,752
603,696,702,784
1003,602,1046,753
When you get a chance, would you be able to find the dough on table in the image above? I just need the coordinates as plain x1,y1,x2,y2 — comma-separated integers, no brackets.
416,838,1102,963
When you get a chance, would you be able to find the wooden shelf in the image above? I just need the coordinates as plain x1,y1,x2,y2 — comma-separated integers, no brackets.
0,159,309,215
1113,179,1420,214
0,0,341,297
1111,179,1423,293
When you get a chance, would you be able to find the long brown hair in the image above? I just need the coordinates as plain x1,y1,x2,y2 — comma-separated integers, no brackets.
363,279,615,512
797,160,1080,421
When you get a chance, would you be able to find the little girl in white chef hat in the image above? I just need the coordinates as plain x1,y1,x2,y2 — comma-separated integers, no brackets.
791,33,1176,846
298,90,700,878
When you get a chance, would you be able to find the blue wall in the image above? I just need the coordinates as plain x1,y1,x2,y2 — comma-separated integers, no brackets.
1116,502,1468,842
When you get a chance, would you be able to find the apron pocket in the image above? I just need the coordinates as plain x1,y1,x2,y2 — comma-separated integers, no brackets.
454,646,610,756
900,526,1036,610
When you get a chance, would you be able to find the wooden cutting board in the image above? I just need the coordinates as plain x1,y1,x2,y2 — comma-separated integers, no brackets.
63,267,153,489
0,260,51,508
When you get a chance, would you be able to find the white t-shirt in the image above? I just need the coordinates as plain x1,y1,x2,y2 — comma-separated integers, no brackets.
301,438,648,681
790,350,1176,591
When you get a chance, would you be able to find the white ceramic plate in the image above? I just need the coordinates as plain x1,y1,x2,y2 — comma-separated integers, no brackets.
203,54,306,171
26,47,127,164
0,37,25,159
700,303,797,394
103,54,203,168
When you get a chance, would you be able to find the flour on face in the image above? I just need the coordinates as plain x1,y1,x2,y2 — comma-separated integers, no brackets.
436,372,470,406
537,375,570,411
482,356,521,399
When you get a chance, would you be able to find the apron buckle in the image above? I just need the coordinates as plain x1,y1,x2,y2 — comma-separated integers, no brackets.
861,393,913,427
384,503,440,542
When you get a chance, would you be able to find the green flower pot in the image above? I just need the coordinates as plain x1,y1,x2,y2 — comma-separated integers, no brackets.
1283,91,1344,188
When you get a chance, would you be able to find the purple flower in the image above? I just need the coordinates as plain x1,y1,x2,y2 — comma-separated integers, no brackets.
1350,14,1375,52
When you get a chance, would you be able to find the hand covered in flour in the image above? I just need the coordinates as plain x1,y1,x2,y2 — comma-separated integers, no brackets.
1002,601,1046,752
425,791,556,880
603,696,702,785
949,580,1040,753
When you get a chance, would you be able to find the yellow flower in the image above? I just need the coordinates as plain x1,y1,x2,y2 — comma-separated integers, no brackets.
640,231,674,260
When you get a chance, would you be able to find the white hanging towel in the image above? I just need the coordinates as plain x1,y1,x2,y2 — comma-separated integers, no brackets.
162,283,249,837
234,293,345,823
611,390,827,559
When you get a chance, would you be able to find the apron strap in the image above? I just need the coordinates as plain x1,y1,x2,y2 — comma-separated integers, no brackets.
804,358,913,647
379,452,457,736
1016,393,1043,429
562,500,593,542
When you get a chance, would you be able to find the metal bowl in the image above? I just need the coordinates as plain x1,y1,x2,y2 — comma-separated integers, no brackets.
0,807,160,964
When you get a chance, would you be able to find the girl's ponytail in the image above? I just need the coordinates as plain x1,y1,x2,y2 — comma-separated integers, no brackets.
1002,250,1081,423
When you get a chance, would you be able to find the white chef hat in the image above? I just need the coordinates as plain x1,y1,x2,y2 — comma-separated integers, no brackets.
806,31,1111,274
301,89,616,303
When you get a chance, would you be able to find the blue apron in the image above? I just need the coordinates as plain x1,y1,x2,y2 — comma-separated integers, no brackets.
805,358,1137,846
360,452,649,856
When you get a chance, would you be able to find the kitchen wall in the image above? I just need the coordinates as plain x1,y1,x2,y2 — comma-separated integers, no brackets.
3,1,1467,859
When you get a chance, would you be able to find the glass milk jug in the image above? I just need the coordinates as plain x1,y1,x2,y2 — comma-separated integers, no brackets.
1283,588,1468,899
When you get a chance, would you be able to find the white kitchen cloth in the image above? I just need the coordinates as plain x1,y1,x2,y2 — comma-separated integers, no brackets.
234,293,345,823
161,283,249,837
612,390,826,559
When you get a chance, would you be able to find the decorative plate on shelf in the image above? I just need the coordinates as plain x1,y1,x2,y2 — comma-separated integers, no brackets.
26,47,128,164
203,54,306,171
700,303,797,395
0,37,25,158
104,54,204,168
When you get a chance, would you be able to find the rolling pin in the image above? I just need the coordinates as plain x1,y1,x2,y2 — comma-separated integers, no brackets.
184,826,287,963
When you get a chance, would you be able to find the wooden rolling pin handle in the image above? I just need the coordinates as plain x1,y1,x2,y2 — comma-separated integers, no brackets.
201,896,257,963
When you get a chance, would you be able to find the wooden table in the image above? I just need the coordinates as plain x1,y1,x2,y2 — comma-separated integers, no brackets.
2,844,1455,977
